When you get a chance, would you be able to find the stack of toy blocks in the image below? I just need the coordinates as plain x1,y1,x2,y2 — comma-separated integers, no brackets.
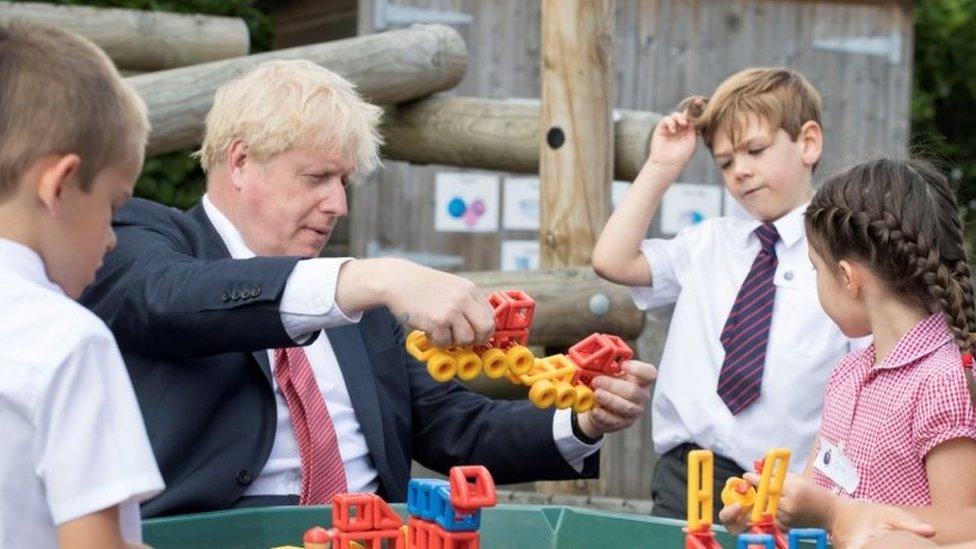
406,466,497,549
325,493,405,548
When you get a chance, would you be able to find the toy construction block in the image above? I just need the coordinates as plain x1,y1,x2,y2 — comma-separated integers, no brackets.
449,466,497,516
568,333,633,386
684,449,722,549
787,528,827,549
408,517,480,549
747,449,791,549
721,477,757,508
737,533,775,549
519,355,595,412
332,493,403,532
405,290,537,383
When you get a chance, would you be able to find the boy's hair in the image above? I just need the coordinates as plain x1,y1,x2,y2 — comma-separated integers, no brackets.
197,59,383,177
0,22,149,201
805,158,976,355
683,67,822,151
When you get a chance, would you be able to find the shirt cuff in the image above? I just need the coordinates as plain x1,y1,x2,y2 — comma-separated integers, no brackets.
280,257,363,342
553,408,602,473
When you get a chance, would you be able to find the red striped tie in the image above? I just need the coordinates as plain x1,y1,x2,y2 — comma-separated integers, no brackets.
717,223,780,414
274,347,347,504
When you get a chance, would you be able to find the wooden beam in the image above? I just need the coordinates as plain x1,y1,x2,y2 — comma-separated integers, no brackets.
461,267,643,347
381,96,658,182
0,2,249,72
130,24,468,157
539,0,615,269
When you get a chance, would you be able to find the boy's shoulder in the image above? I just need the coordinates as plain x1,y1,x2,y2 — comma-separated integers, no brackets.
1,278,116,372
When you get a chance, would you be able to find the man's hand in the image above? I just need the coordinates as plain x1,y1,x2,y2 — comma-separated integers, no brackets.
830,500,935,549
576,360,656,438
336,258,495,347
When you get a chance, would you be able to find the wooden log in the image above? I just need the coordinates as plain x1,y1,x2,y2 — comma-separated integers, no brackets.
381,96,658,182
539,0,615,269
130,24,468,157
460,267,643,347
0,2,248,72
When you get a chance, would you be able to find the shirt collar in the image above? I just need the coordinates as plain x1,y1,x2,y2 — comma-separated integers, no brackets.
868,313,955,371
732,202,808,249
201,194,256,260
0,237,63,293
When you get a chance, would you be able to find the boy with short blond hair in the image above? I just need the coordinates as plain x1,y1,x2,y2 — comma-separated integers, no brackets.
0,22,163,548
592,67,855,518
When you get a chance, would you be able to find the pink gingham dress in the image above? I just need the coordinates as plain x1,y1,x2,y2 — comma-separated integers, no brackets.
812,314,976,505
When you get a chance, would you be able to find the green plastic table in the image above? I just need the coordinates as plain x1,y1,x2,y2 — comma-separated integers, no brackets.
143,503,741,548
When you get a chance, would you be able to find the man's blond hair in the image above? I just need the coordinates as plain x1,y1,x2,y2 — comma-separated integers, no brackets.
0,22,149,200
685,67,822,150
197,60,383,176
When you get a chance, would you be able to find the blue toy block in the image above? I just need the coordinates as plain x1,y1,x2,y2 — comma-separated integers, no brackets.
432,485,481,532
407,478,449,520
737,533,775,549
788,528,827,549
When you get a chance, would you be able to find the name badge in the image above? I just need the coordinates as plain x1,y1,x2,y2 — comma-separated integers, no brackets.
814,437,860,494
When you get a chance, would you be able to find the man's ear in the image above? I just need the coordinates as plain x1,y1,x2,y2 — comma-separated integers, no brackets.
227,140,249,191
798,120,823,168
35,154,82,217
837,259,861,299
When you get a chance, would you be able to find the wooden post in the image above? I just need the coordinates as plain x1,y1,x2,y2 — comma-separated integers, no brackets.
0,3,249,72
539,0,615,269
538,0,615,496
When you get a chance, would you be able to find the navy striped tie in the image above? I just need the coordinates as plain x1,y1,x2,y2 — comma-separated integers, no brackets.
717,223,780,414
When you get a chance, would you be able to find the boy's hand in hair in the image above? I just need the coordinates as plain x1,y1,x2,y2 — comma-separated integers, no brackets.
644,99,703,179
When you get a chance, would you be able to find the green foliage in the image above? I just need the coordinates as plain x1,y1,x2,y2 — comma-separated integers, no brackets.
913,0,976,244
47,0,272,209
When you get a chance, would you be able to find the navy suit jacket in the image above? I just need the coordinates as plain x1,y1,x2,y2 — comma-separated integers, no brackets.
80,198,598,517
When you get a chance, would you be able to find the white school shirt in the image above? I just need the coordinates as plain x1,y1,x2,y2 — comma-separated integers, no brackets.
201,196,599,497
631,203,854,471
0,238,164,548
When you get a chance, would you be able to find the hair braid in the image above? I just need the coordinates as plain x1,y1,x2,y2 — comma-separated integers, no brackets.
805,158,976,359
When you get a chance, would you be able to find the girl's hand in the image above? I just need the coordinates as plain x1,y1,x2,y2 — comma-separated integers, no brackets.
718,502,753,536
743,471,836,529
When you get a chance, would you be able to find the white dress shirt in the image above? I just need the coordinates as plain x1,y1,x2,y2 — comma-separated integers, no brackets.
201,196,600,495
631,204,856,471
0,238,164,548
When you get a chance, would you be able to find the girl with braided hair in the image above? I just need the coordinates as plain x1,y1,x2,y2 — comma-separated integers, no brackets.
722,158,976,544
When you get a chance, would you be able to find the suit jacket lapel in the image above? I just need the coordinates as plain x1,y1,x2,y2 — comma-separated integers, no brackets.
327,324,398,498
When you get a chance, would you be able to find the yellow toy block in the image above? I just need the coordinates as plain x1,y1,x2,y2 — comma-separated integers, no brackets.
750,448,791,524
687,449,715,531
720,477,756,507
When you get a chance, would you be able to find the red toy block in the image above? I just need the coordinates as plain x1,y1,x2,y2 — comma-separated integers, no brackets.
332,493,378,532
488,290,535,331
568,333,633,378
435,529,479,549
373,496,404,530
749,514,788,549
333,528,404,549
408,518,436,549
684,524,723,549
449,466,497,515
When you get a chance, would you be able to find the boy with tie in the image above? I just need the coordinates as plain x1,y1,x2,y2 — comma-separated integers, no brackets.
592,67,856,518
